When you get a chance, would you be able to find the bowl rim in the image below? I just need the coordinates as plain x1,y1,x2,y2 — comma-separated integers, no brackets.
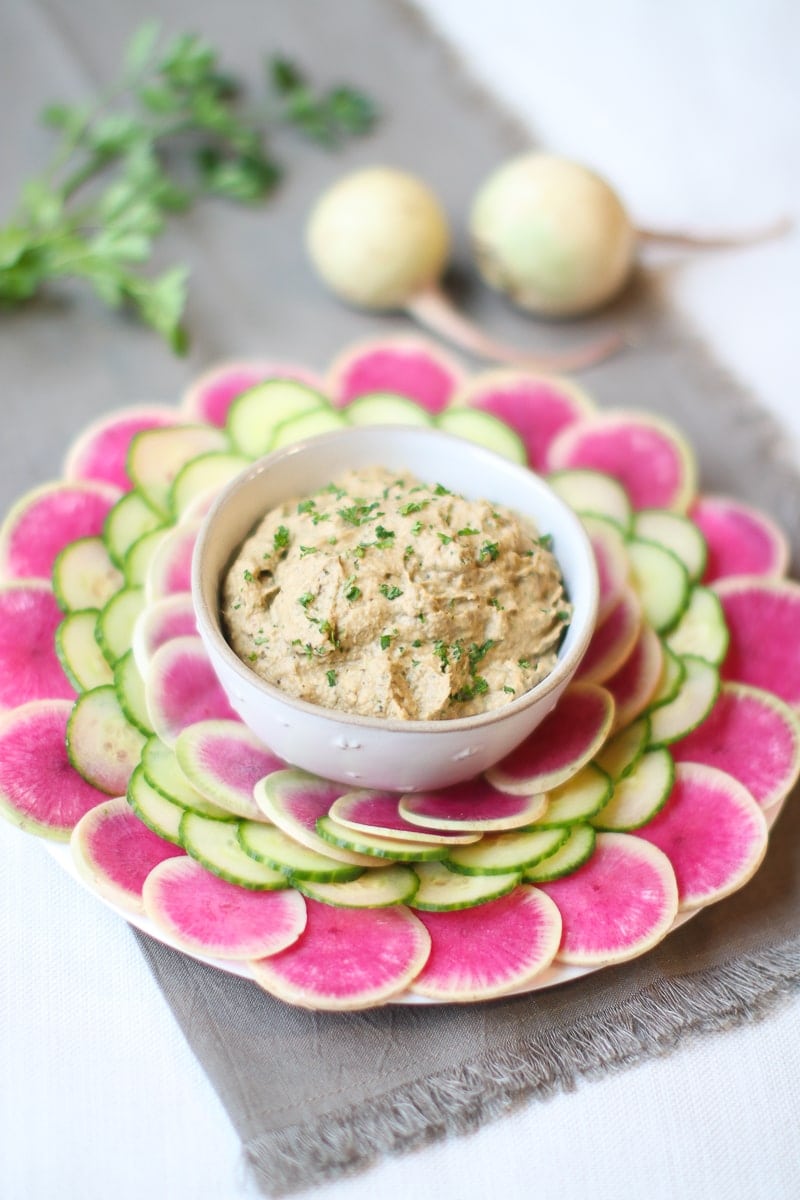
192,424,599,736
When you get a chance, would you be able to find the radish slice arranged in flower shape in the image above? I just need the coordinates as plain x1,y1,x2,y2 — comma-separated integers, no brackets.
0,481,122,581
0,581,75,708
63,406,184,491
175,719,284,819
144,636,239,747
715,578,800,709
576,590,642,686
327,334,465,413
181,360,324,427
691,495,790,584
399,776,547,832
605,624,664,730
131,593,198,676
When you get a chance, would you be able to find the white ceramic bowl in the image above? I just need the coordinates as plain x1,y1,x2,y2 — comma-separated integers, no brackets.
192,426,598,791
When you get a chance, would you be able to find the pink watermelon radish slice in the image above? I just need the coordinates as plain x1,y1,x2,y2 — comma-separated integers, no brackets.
0,699,109,839
329,790,481,844
577,589,642,685
546,411,697,513
581,513,630,622
144,522,198,602
63,406,183,491
143,855,307,960
144,636,239,747
131,593,197,676
636,763,768,909
671,682,800,808
539,832,678,964
398,777,547,832
487,683,615,795
66,685,147,796
691,495,790,583
715,578,800,708
0,480,122,581
71,796,184,914
175,719,284,819
249,896,430,1009
0,581,75,708
327,335,465,413
410,886,562,1001
605,624,664,730
181,360,324,427
452,369,593,471
254,770,379,866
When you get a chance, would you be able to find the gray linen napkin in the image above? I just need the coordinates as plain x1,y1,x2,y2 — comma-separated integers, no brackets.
3,0,800,1194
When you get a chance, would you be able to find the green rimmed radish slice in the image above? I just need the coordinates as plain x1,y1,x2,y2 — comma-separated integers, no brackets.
530,764,612,827
227,379,331,455
96,586,145,666
128,763,193,844
581,513,630,621
71,797,184,915
63,405,183,491
540,833,678,965
182,359,324,426
297,864,419,909
399,778,547,832
665,586,728,665
127,424,228,517
691,494,790,583
168,451,250,519
52,536,124,613
488,682,615,795
605,624,664,730
636,763,768,910
648,656,719,747
633,510,707,583
672,682,800,809
255,770,380,867
141,736,232,819
114,649,153,736
446,827,569,876
715,577,800,709
0,699,108,839
344,390,434,427
547,468,633,533
144,856,304,958
434,406,527,464
103,490,163,569
175,720,283,819
249,897,430,1011
410,861,519,911
270,406,348,450
327,334,465,413
67,685,146,796
144,636,238,748
0,479,121,581
522,825,597,882
592,748,674,832
144,521,199,603
546,410,697,513
627,538,690,634
316,815,450,862
410,886,561,1002
576,589,642,685
123,526,169,588
238,820,363,883
1,580,76,707
650,643,686,710
329,790,480,844
56,608,113,693
179,811,288,889
595,716,650,780
132,593,197,676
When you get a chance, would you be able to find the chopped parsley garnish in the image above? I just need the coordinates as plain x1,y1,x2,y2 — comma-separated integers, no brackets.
322,482,346,499
400,499,429,516
379,583,403,600
468,639,495,671
433,640,449,672
503,685,516,695
248,651,258,662
538,533,554,550
299,545,317,557
338,500,379,526
457,527,479,537
344,579,362,601
380,633,392,650
479,541,499,562
557,610,571,622
298,592,314,609
297,498,316,515
273,525,290,553
326,669,337,687
437,532,453,546
243,568,254,582
451,676,489,703
434,483,451,496
411,520,423,536
412,639,422,648
311,512,330,525
488,597,505,610
518,658,531,669
375,524,394,541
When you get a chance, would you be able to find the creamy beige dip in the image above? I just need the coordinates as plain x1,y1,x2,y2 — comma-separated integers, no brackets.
222,467,571,721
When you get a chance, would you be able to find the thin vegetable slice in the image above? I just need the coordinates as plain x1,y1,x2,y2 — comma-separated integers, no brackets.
103,490,163,568
71,797,183,914
399,777,548,832
144,636,239,747
665,586,729,665
66,685,147,796
96,586,145,666
523,825,597,882
344,391,434,427
63,406,182,490
446,827,569,875
594,716,650,780
140,736,232,819
144,521,199,602
127,424,228,516
605,624,664,730
175,719,284,819
316,815,450,862
181,360,323,427
547,468,633,532
648,656,719,746
581,513,630,621
329,790,481,844
409,861,520,911
627,538,690,634
327,335,464,413
238,821,363,882
52,536,124,612
226,379,330,455
715,578,800,708
256,770,379,866
592,748,674,831
56,608,113,692
576,589,642,685
168,451,250,518
0,581,75,708
529,764,612,826
633,509,707,583
131,593,197,676
435,406,527,464
179,811,286,890
691,494,790,583
0,480,121,581
297,864,419,909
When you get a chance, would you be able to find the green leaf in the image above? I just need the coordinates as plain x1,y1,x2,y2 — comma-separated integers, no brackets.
89,113,146,156
20,180,63,229
129,264,189,352
326,87,377,136
124,20,161,77
270,56,305,94
160,33,216,87
196,149,280,202
0,226,34,270
40,103,89,137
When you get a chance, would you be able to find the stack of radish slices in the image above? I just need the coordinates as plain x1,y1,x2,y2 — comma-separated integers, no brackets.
1,335,798,1011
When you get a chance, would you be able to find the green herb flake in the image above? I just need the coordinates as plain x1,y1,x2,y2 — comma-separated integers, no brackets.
344,580,362,602
297,498,316,515
434,483,451,496
299,544,317,557
518,658,531,669
433,640,449,672
538,533,554,550
243,568,254,582
468,639,495,671
326,669,337,687
400,499,429,516
411,520,423,536
379,583,403,601
457,527,479,537
273,525,290,553
298,592,314,609
437,532,453,546
503,685,516,695
479,541,499,562
557,610,571,622
375,524,394,541
488,597,505,610
338,500,379,526
380,633,392,651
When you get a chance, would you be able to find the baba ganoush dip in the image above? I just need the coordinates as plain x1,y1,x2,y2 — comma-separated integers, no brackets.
222,467,572,720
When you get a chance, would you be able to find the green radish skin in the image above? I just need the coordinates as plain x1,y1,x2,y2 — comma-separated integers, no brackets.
255,771,382,867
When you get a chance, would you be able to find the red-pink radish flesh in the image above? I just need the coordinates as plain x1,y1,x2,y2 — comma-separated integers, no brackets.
144,636,239,747
143,856,307,960
329,791,481,844
487,683,615,795
145,522,198,601
576,590,642,686
175,720,284,819
0,481,122,581
255,771,385,867
582,514,630,622
671,682,800,809
326,335,465,413
181,360,324,427
0,700,108,839
546,411,697,513
690,495,790,583
715,578,800,709
131,593,197,676
0,581,75,708
249,897,430,1009
539,832,678,964
452,369,594,471
71,796,184,914
636,763,768,909
411,886,562,1001
63,407,181,491
605,624,664,730
399,778,547,831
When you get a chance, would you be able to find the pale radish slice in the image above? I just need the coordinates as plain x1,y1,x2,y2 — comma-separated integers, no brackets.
132,593,197,676
446,827,569,875
96,586,145,666
250,898,431,1010
546,410,697,513
169,451,250,518
592,748,675,831
487,683,615,794
547,468,633,532
226,379,330,456
451,369,594,471
114,649,154,735
144,636,238,747
672,682,800,809
0,480,121,581
71,796,184,914
530,764,612,826
0,581,75,708
63,406,183,490
103,489,163,568
175,719,284,819
127,425,229,516
0,699,109,839
123,527,169,588
665,586,729,665
329,790,481,844
56,609,113,692
411,886,561,1001
636,763,768,909
255,770,380,867
181,360,323,427
605,624,664,730
326,334,465,413
691,494,790,583
715,577,800,708
627,538,690,634
52,536,124,612
539,833,678,965
648,656,719,746
633,509,707,583
398,777,548,832
298,864,419,908
650,643,686,710
581,513,630,621
595,716,651,780
144,856,307,960
66,685,147,796
144,522,199,602
576,590,642,685
316,815,450,862
523,825,597,882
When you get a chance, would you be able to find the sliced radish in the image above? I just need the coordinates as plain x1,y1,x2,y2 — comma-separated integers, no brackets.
255,770,379,866
582,513,630,621
715,578,800,708
636,763,768,909
399,777,548,832
66,685,147,796
0,581,75,708
144,856,307,960
648,656,719,746
56,609,113,692
144,636,239,747
140,736,232,819
523,825,597,882
546,411,697,513
297,864,419,909
665,585,729,666
0,700,108,839
52,536,124,612
531,763,612,826
633,509,707,583
691,494,790,583
547,468,633,532
127,425,229,516
249,897,430,1009
592,748,674,831
672,682,800,808
539,833,678,965
576,590,642,685
329,790,481,844
71,796,183,914
411,887,562,1001
487,683,615,794
131,593,197,676
316,815,450,863
63,406,182,490
181,360,323,427
175,719,283,819
605,624,664,730
144,521,199,602
0,480,121,581
327,335,464,413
